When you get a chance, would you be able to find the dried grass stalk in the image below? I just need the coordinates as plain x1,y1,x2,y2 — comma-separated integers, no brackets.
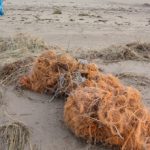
82,42,150,62
0,57,33,85
0,122,30,150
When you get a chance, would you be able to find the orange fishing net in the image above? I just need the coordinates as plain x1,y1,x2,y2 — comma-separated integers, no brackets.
19,50,150,149
64,74,150,150
19,51,100,96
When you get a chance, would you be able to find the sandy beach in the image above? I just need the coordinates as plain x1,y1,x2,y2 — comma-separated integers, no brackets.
0,0,150,150
1,0,150,49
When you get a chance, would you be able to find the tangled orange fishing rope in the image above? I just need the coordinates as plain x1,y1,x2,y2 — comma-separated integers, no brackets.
19,51,99,96
19,50,150,149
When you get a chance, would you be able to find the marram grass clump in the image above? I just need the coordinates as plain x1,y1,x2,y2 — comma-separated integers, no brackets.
0,122,31,150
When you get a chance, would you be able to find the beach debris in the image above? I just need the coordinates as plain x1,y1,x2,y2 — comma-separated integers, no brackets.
64,76,150,149
19,51,100,98
17,50,150,149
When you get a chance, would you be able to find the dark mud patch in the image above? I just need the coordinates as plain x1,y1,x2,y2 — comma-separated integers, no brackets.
142,3,150,7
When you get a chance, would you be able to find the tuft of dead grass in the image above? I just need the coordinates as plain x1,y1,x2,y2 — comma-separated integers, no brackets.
53,9,62,14
0,121,31,150
0,57,33,86
0,33,49,66
116,72,150,87
81,42,150,63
